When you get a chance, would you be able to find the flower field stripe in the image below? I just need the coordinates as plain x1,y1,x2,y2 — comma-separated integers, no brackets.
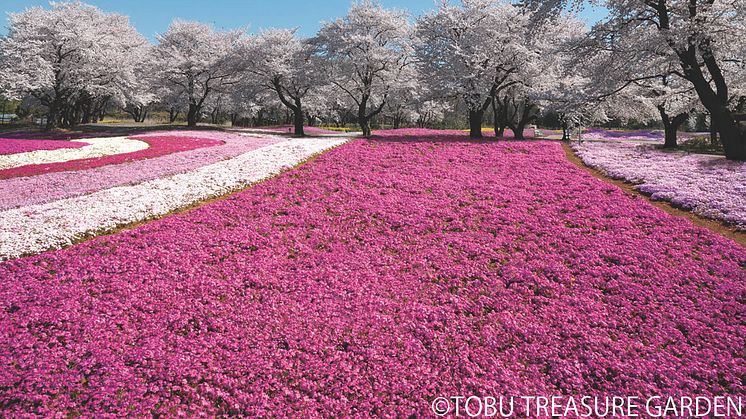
0,135,223,179
0,138,89,155
0,131,743,415
0,137,148,169
0,136,347,260
572,141,746,229
0,132,281,210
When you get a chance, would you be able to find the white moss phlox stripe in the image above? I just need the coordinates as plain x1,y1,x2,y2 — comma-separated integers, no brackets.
0,137,149,169
0,136,347,260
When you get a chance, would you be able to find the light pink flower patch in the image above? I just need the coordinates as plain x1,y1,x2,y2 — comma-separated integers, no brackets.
573,141,746,229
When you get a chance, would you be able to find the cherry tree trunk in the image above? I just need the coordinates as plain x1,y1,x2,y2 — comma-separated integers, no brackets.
715,115,746,159
658,106,686,149
293,109,305,137
491,96,507,139
513,123,526,140
663,125,678,148
359,118,371,137
561,120,571,141
45,104,60,131
187,104,199,127
680,53,745,160
469,109,483,139
358,102,372,137
665,116,687,149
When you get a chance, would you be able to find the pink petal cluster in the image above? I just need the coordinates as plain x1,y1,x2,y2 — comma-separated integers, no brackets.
0,129,743,416
0,135,223,179
0,138,89,155
573,141,746,229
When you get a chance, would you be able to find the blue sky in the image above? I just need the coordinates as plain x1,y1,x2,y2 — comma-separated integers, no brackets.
1,0,608,40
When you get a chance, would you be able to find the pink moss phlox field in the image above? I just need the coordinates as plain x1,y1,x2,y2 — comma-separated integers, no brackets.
0,135,223,179
0,131,281,209
573,141,746,229
0,138,90,155
0,130,744,416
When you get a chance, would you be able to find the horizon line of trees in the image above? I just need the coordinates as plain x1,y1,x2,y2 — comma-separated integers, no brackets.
0,0,744,159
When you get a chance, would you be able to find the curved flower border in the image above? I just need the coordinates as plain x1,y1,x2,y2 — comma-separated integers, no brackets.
0,135,223,179
0,131,280,210
0,137,149,169
0,136,347,260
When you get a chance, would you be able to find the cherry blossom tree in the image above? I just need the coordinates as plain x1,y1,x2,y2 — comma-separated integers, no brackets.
223,74,264,126
122,49,158,123
413,99,453,128
415,0,535,138
568,17,705,147
155,87,187,124
640,77,701,148
381,64,421,128
248,29,322,136
0,1,149,129
505,14,587,139
153,20,245,127
540,72,602,140
526,0,746,159
314,0,413,137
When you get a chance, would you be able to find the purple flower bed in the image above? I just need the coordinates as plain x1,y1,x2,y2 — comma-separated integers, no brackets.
581,129,706,142
0,138,89,155
0,131,282,210
573,141,746,229
583,128,664,141
0,130,743,415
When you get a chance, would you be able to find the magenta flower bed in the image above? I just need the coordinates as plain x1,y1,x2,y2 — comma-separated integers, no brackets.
0,138,89,155
0,130,743,416
0,131,281,210
0,135,223,179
